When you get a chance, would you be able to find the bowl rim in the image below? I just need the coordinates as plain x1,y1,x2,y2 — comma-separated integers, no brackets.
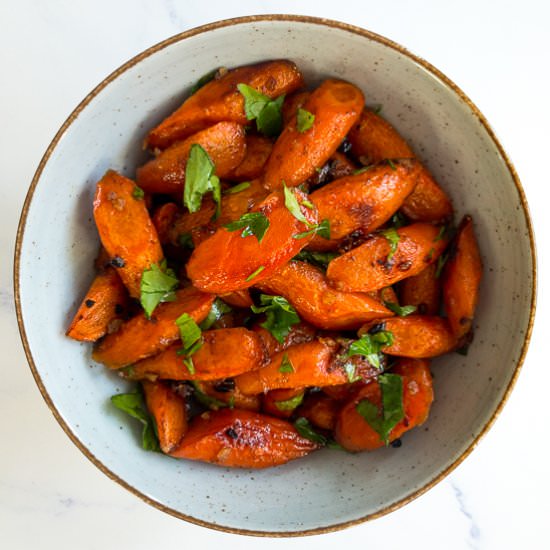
13,13,537,537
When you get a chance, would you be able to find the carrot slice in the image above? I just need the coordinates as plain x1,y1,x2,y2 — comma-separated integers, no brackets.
335,358,433,451
262,387,305,419
186,188,319,293
219,289,254,308
92,287,214,368
66,267,129,342
282,91,310,125
399,263,441,315
307,159,421,251
262,79,364,190
326,223,448,292
252,323,317,358
255,260,393,330
146,60,304,150
191,380,261,412
137,122,246,195
125,328,266,381
169,408,318,468
152,203,180,244
142,380,187,454
442,216,483,340
93,170,164,298
225,134,273,181
359,315,456,358
297,393,341,430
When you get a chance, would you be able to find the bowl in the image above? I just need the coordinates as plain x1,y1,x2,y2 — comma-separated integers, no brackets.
15,15,536,536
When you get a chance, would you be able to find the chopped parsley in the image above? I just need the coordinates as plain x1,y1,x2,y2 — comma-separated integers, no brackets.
346,331,394,370
175,313,203,374
293,219,331,240
384,302,417,317
251,294,300,343
381,228,400,262
245,265,265,282
189,67,219,95
225,181,251,194
224,212,269,242
278,353,295,373
294,417,342,449
283,183,312,226
293,250,339,270
132,186,145,200
296,108,315,132
237,83,285,137
275,392,304,411
139,262,178,318
199,298,233,330
184,144,221,219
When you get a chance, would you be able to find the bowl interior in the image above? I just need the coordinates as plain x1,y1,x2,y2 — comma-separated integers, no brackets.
17,17,534,534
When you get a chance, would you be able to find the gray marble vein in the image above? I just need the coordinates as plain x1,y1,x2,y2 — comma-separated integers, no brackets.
450,480,481,549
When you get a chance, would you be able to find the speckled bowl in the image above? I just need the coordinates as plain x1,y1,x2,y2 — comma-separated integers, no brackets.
15,15,535,536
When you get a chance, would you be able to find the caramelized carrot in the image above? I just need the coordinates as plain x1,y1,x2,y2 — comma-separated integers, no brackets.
192,380,261,411
146,60,304,149
93,170,164,298
124,328,266,381
442,216,483,340
282,91,310,125
225,134,273,181
142,380,187,453
252,323,317,358
170,408,318,468
297,393,341,430
335,358,433,451
327,223,448,292
307,159,421,251
92,287,214,368
359,315,456,358
186,188,319,293
219,289,254,308
66,267,129,342
399,263,441,315
255,260,393,330
262,80,364,190
262,388,305,419
378,286,399,305
152,203,180,244
137,122,246,195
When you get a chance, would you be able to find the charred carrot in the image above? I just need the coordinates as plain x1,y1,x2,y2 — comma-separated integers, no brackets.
297,393,341,431
262,387,305,419
225,134,273,181
192,380,261,412
399,263,441,315
152,203,180,244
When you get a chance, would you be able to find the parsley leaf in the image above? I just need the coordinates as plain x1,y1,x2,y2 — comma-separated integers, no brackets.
199,298,233,330
191,381,228,411
387,159,397,171
293,250,339,270
237,84,284,137
251,294,300,343
175,313,203,374
381,228,400,261
132,186,145,200
189,68,219,95
245,265,265,281
275,392,304,412
224,212,269,242
184,144,221,219
111,389,160,451
347,331,394,370
283,183,313,226
140,263,178,318
296,107,315,132
224,181,251,194
279,353,295,373
293,219,331,240
390,211,407,229
435,251,450,278
384,301,417,317
356,373,404,445
342,361,362,383
353,166,373,175
294,417,343,449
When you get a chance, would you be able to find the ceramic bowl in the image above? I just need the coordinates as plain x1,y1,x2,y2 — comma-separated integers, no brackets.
15,15,535,536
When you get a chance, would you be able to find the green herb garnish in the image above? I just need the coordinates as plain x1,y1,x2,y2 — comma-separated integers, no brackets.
279,353,295,373
275,392,304,411
189,67,219,95
294,417,327,444
224,212,269,242
384,302,417,317
390,211,408,229
245,265,265,282
283,183,311,226
132,186,145,200
353,166,373,175
381,227,400,261
199,298,233,330
347,331,394,370
224,181,251,194
139,262,179,318
293,219,331,240
387,159,397,171
435,251,449,278
175,313,203,374
342,362,362,383
251,294,300,343
237,83,285,137
293,250,339,270
178,233,195,250
191,381,227,410
296,107,315,132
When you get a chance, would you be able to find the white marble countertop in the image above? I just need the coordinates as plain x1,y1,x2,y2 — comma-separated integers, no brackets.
1,1,548,548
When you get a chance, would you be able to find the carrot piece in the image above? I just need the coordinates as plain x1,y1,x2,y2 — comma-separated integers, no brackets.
252,322,317,358
146,60,304,150
399,263,441,315
442,216,483,340
326,223,448,292
219,289,254,308
66,267,129,342
297,393,341,430
255,260,393,330
282,90,310,125
225,134,273,181
142,380,187,453
124,328,266,381
93,170,164,298
262,387,305,419
359,315,456,358
92,287,214,368
377,286,399,305
335,358,433,451
169,408,318,468
152,203,180,244
307,159,421,251
262,80,365,191
186,188,319,293
324,151,358,180
191,380,261,412
322,381,368,401
137,122,246,195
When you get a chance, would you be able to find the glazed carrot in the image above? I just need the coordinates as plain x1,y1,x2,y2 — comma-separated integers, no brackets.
327,223,448,292
142,380,187,453
92,287,214,368
399,263,441,315
192,380,261,412
262,79,364,191
93,170,164,298
219,289,254,308
307,159,421,251
252,323,317,358
297,393,341,430
255,260,393,330
169,408,318,468
377,286,399,305
146,60,304,149
322,381,367,401
152,203,180,244
124,328,266,381
442,216,482,340
335,358,433,451
66,267,129,342
359,315,456,358
282,90,310,125
186,188,319,293
225,134,273,181
262,388,305,419
137,122,246,195
324,152,358,180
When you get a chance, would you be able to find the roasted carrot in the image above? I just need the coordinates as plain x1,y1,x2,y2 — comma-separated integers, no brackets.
142,380,187,453
191,380,261,412
282,90,310,125
186,188,319,293
93,170,164,298
169,408,318,468
124,328,266,381
442,216,483,340
307,159,421,251
92,287,214,368
335,358,433,451
399,263,441,315
219,289,254,309
146,60,304,150
225,134,273,181
66,267,129,342
297,393,341,430
152,203,180,244
252,323,317,358
359,315,456,358
137,122,246,195
377,286,399,306
327,223,448,292
255,260,393,330
262,79,364,191
262,388,305,419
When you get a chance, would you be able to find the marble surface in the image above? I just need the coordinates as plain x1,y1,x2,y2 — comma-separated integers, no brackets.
1,1,548,548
